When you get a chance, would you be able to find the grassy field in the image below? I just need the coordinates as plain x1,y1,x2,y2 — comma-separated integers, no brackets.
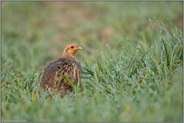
2,1,183,122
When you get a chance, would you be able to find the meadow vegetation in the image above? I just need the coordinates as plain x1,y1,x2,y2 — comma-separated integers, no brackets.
2,2,183,122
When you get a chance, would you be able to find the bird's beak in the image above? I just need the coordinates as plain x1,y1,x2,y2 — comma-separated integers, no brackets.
78,46,82,50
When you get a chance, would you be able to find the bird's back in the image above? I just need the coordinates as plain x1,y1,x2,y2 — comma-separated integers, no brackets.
39,57,82,95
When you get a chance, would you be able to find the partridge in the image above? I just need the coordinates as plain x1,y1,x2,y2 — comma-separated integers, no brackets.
39,44,82,97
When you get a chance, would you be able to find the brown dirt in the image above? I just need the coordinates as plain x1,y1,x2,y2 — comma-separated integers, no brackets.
40,2,95,43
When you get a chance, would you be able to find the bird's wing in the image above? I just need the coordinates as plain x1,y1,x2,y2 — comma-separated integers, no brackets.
39,60,63,92
40,58,81,92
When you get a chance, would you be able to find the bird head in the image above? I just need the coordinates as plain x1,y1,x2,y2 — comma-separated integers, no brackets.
62,44,82,57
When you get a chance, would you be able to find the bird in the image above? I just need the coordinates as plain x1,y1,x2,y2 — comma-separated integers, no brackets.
39,44,82,97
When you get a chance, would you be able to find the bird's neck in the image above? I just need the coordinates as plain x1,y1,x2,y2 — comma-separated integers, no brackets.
62,53,76,60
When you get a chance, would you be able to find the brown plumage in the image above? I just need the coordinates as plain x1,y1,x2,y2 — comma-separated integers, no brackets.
39,44,82,97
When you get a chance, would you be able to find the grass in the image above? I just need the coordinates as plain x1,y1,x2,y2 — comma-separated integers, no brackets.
1,1,183,122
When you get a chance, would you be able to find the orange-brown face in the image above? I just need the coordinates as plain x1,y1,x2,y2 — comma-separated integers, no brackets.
63,44,82,56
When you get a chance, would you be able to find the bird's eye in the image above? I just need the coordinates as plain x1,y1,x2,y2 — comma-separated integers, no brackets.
71,46,74,49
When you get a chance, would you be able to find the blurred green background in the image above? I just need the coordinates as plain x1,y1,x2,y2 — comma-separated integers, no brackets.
2,1,183,122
